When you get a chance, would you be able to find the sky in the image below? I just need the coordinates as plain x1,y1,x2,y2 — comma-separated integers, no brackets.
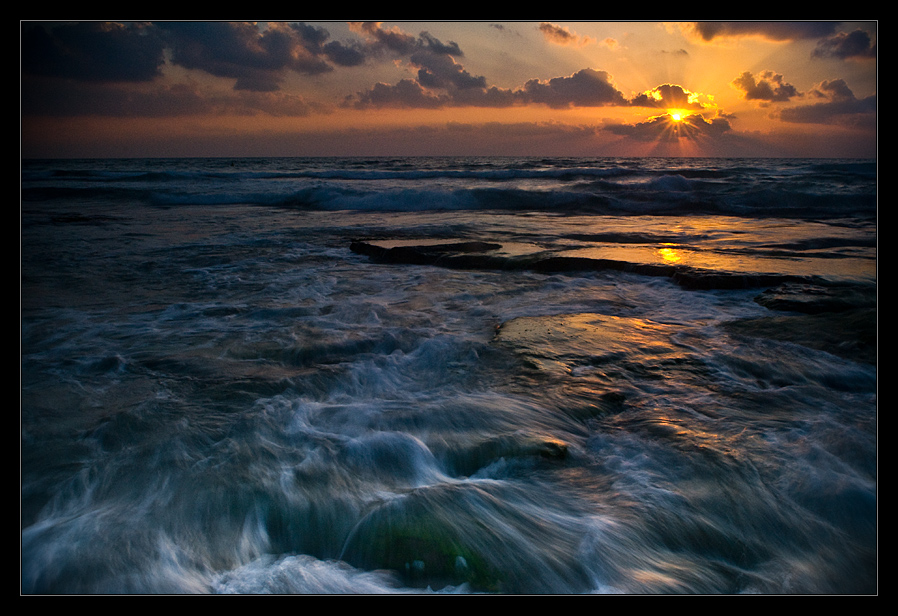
20,21,877,159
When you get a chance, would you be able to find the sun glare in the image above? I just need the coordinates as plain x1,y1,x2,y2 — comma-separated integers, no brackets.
668,110,686,122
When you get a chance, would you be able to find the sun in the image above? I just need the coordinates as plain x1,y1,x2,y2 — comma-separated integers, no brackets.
667,109,688,122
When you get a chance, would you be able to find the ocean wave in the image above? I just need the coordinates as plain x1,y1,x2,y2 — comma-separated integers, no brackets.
22,157,875,220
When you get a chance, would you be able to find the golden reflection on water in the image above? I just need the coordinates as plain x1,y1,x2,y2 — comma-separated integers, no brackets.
657,244,682,264
559,243,873,281
370,213,876,284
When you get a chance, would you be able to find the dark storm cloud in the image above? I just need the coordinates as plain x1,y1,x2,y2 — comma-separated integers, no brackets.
775,79,875,127
812,29,877,60
348,22,463,58
21,22,165,82
419,31,464,57
321,40,366,67
22,21,366,93
349,79,448,109
289,21,366,67
157,22,335,91
20,21,486,117
731,70,799,103
520,69,627,108
153,21,468,96
689,21,840,42
411,49,486,90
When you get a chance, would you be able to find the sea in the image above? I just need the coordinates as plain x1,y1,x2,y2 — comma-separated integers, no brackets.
21,156,877,594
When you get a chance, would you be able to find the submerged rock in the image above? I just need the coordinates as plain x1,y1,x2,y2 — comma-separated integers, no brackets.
753,282,876,314
339,486,507,591
729,282,877,364
444,432,570,478
349,240,504,269
723,307,876,365
339,482,593,593
350,239,820,290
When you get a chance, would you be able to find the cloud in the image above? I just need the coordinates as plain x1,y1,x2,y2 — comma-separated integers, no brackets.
22,21,368,93
682,21,840,43
628,83,709,110
774,78,875,127
348,22,463,57
411,49,486,90
348,21,419,55
812,29,876,60
18,21,706,118
520,69,627,108
23,20,510,116
538,23,595,47
604,113,732,142
22,19,875,155
157,22,340,92
339,23,497,108
290,22,366,67
154,21,470,97
21,22,165,82
347,56,720,118
348,78,447,109
348,67,629,110
728,64,875,129
731,70,799,103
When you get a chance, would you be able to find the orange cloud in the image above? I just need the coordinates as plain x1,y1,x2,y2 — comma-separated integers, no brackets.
629,83,712,112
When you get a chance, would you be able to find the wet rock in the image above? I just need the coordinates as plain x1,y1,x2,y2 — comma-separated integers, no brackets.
753,282,876,314
723,307,876,365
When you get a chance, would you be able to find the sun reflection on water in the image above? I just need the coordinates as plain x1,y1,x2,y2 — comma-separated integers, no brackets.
657,244,682,264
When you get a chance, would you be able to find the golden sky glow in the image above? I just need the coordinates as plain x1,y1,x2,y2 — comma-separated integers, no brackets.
21,21,877,158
